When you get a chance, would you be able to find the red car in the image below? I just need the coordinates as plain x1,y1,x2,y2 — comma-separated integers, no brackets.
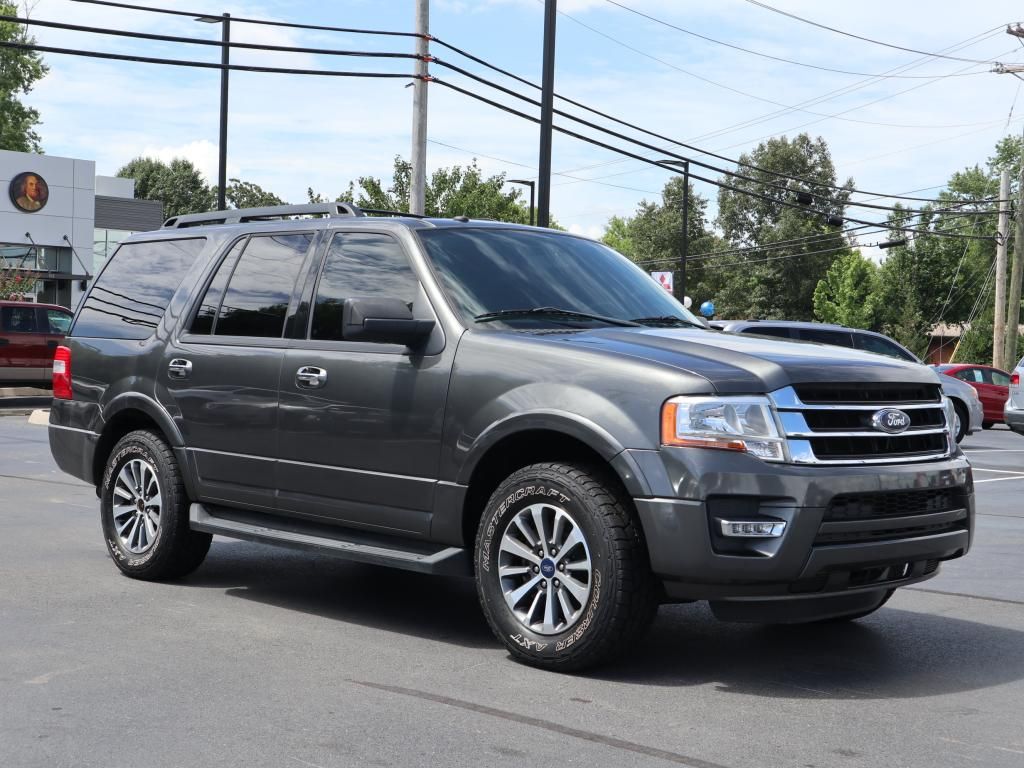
934,363,1012,428
0,301,74,384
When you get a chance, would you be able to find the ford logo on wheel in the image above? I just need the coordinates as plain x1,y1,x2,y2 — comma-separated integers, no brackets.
871,408,911,434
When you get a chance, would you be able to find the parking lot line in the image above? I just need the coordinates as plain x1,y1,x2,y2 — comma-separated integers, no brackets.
971,467,1024,474
974,475,1024,484
964,448,1024,453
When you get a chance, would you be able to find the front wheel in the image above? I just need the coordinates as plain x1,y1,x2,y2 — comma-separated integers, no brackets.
952,401,968,443
100,429,211,580
474,462,658,672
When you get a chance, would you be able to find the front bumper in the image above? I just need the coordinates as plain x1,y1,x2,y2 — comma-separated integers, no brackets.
1005,403,1024,435
628,447,973,601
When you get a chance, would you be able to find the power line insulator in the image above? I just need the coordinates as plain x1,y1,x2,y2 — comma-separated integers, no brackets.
826,214,844,227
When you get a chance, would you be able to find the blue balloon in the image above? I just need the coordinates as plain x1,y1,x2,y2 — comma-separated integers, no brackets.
699,301,715,317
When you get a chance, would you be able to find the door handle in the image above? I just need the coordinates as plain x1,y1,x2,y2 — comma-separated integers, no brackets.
168,358,193,379
296,366,327,389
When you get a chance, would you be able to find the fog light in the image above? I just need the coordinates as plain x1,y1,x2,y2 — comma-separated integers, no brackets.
718,520,787,538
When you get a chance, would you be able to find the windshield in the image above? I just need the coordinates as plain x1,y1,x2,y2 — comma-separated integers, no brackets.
418,228,703,329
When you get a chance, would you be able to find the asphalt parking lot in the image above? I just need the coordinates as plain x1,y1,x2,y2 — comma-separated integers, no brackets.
1,414,1022,768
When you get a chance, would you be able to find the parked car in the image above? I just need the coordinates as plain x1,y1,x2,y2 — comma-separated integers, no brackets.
1006,357,1024,435
933,364,1011,428
709,320,984,443
0,300,74,384
48,204,973,671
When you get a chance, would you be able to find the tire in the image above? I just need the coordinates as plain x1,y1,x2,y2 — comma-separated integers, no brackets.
100,429,211,580
474,462,658,672
816,589,893,623
952,401,968,443
982,421,994,430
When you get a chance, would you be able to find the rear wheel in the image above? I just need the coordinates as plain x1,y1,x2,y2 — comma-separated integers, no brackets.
100,429,211,580
474,462,658,672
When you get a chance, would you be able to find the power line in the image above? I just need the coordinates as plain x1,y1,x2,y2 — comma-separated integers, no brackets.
431,77,997,241
67,0,420,38
603,0,996,78
741,0,999,63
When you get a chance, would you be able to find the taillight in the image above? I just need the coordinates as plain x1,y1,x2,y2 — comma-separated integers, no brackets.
1012,373,1020,386
53,345,72,400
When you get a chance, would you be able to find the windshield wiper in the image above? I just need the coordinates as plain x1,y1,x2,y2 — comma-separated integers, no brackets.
629,315,705,328
473,307,642,327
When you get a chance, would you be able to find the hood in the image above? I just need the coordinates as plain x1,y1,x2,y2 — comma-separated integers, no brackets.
548,327,939,394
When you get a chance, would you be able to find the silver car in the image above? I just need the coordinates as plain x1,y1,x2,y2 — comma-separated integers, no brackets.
710,320,984,442
1006,356,1024,435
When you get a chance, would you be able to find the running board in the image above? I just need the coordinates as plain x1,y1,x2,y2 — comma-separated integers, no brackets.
189,503,471,577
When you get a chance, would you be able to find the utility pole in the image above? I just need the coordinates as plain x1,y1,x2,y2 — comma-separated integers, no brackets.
994,169,1010,368
196,13,231,210
536,0,557,228
1006,134,1024,370
409,0,429,215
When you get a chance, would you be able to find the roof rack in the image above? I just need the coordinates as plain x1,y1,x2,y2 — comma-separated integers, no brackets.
162,202,432,229
163,202,363,229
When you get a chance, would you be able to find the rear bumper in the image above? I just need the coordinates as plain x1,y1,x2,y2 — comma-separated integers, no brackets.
48,421,98,487
628,447,973,601
1005,403,1024,434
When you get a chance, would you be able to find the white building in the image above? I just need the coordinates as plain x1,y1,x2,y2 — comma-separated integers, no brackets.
1,149,163,308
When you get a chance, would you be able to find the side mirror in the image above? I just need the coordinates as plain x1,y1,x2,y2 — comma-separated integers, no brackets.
341,297,435,345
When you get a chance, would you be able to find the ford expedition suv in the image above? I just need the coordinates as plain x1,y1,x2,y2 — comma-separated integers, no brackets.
49,203,974,671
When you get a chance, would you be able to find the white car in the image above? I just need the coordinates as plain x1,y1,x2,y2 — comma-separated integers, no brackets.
1006,356,1024,436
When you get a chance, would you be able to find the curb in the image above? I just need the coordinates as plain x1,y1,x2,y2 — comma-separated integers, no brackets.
28,409,50,426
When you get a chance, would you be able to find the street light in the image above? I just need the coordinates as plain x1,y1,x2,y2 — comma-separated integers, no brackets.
658,159,689,302
196,13,231,211
508,179,535,226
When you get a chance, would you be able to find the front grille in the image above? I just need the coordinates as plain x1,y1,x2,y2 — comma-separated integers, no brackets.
774,384,951,465
794,383,941,404
813,516,967,546
826,488,966,521
810,433,947,460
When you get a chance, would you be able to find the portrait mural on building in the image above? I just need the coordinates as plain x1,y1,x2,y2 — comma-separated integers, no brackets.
9,172,49,213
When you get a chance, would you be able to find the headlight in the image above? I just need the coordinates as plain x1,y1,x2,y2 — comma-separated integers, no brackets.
661,396,786,461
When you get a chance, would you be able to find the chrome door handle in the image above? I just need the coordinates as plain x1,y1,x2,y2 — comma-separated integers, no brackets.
296,366,327,389
168,358,192,379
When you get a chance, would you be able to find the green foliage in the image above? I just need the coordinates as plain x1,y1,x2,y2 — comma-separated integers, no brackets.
221,178,285,209
334,156,540,224
601,215,634,257
813,252,880,329
117,157,216,219
713,133,854,319
0,2,48,152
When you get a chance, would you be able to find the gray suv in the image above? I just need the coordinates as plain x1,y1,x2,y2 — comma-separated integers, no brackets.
49,204,974,671
709,320,983,443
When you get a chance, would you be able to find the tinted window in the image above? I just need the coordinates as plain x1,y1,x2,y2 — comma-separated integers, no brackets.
1,305,38,333
419,228,702,329
954,368,983,383
73,238,206,339
45,309,72,334
798,328,855,347
740,326,793,339
189,239,247,335
312,232,418,341
852,333,917,362
215,233,312,338
992,370,1011,386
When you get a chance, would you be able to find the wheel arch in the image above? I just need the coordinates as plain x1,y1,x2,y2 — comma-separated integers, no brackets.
93,394,187,491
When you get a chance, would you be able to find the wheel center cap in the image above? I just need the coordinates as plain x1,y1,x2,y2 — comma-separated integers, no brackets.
136,499,145,513
540,558,556,578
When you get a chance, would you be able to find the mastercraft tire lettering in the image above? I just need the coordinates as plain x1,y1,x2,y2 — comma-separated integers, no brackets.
474,462,658,672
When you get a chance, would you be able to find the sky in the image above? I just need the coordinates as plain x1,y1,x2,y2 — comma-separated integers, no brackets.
19,0,1024,251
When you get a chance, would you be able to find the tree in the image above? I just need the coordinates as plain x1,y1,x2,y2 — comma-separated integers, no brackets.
601,215,634,258
813,252,880,329
117,157,216,219
332,155,538,223
0,2,48,152
221,178,285,209
714,134,854,319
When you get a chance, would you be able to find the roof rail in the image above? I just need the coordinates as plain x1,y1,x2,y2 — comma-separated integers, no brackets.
358,207,428,219
162,202,364,229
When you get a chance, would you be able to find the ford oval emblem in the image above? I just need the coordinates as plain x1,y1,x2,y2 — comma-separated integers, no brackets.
871,408,911,434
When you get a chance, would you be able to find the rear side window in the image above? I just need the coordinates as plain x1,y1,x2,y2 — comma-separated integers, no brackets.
213,233,312,338
1,305,38,333
45,309,73,334
740,326,793,340
311,232,419,341
991,370,1011,386
74,238,206,340
852,333,917,362
798,328,854,347
954,368,983,383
